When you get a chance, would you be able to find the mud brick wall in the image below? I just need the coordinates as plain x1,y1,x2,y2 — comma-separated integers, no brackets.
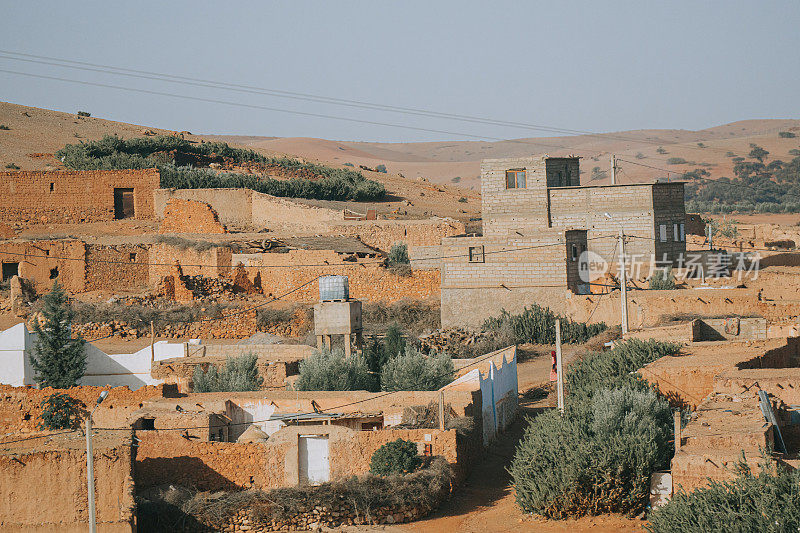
159,198,227,234
0,169,160,223
0,434,135,532
152,356,300,392
0,384,168,435
84,244,150,292
0,222,14,239
253,250,439,303
134,426,461,492
149,243,232,283
326,218,466,253
0,239,87,292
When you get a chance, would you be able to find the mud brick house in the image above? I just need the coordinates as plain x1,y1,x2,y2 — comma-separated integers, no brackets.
0,169,160,223
440,155,686,327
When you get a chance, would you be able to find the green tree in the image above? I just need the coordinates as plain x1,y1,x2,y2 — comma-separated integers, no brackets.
192,353,263,392
30,281,87,388
370,439,422,476
748,143,769,162
37,393,85,430
383,323,406,358
295,348,373,391
380,347,454,391
649,267,676,290
375,164,388,173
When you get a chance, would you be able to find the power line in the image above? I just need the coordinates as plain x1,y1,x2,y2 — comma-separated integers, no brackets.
0,68,604,157
0,49,716,150
0,234,620,269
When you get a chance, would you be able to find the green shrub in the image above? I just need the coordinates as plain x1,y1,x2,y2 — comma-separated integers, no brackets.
370,439,422,476
77,111,91,117
566,339,681,401
707,218,739,239
779,131,796,138
458,196,468,203
483,304,607,346
380,347,454,391
295,349,372,391
649,266,676,290
635,152,645,159
790,149,800,156
383,323,406,358
666,157,690,165
0,124,9,130
387,243,410,265
192,353,263,392
656,146,667,154
343,162,354,167
30,281,87,388
510,385,672,518
725,151,736,157
697,142,706,148
38,393,85,430
647,460,800,533
375,164,387,173
5,163,19,169
55,135,384,202
451,176,461,183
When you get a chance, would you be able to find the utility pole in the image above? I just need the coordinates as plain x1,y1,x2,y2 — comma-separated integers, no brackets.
611,154,617,185
555,318,564,415
619,229,629,335
87,391,108,533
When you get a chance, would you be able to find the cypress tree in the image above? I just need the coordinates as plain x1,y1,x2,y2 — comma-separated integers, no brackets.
30,281,87,388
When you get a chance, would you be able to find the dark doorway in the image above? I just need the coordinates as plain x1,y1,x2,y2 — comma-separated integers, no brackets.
114,188,135,219
1,262,19,281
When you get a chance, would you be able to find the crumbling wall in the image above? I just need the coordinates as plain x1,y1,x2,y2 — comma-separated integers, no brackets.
251,192,343,231
0,239,87,293
0,169,159,223
0,433,135,532
154,188,253,228
148,242,232,283
159,198,227,234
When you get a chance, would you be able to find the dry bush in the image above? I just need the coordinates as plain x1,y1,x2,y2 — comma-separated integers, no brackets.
154,234,219,252
362,299,440,336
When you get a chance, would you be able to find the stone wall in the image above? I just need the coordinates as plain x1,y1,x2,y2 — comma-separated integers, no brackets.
0,239,87,293
326,218,466,253
84,243,150,292
0,169,160,223
159,198,227,234
244,250,439,303
0,433,135,532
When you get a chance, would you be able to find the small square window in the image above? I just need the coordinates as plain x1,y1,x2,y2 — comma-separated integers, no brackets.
659,225,667,243
505,169,526,189
129,253,137,262
468,245,485,263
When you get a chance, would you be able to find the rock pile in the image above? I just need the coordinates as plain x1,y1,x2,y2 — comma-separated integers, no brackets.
419,327,493,354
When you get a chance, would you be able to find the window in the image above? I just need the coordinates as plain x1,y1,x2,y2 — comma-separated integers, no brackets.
139,418,156,430
505,169,526,189
674,223,679,242
129,253,137,263
680,223,685,242
571,244,579,261
1,262,19,281
659,224,667,243
49,183,54,192
469,245,485,263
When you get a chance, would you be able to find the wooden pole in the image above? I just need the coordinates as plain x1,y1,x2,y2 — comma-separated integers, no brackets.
555,318,564,415
149,321,155,365
674,410,682,453
438,391,446,431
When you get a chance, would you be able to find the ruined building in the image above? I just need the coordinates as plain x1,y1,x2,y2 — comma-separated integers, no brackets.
441,156,686,327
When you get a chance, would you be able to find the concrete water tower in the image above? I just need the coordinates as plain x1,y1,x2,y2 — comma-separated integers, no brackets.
313,275,363,355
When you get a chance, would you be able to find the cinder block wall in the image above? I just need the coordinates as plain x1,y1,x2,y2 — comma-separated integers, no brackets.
481,157,550,238
0,169,160,223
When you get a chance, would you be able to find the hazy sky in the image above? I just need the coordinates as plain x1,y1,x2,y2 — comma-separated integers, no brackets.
1,1,798,142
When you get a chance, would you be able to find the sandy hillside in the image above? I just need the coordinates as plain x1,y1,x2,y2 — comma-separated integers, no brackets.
207,119,800,190
0,102,481,222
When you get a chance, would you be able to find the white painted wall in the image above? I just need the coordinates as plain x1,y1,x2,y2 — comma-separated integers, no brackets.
443,346,518,445
0,324,187,389
225,398,280,441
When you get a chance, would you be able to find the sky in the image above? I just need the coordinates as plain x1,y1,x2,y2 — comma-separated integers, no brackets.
1,1,798,142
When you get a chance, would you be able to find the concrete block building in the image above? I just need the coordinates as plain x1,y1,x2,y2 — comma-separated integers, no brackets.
441,155,686,327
